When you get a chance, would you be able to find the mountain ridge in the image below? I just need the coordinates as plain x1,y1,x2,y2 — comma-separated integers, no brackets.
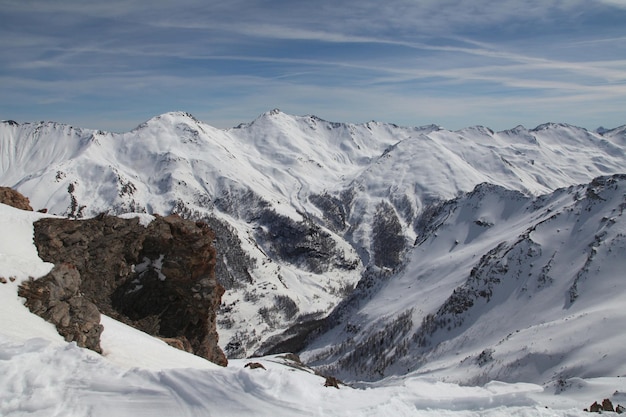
2,110,626,385
302,174,626,385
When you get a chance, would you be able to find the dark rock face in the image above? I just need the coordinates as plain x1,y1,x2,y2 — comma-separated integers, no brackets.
25,213,227,366
0,186,33,211
372,202,405,269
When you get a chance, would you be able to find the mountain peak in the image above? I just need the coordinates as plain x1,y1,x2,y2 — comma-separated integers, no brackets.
530,122,578,132
131,111,203,133
166,111,200,121
151,111,202,124
455,125,495,136
246,108,289,126
597,124,626,137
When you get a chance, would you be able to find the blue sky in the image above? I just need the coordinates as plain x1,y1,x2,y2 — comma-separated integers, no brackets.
1,0,625,132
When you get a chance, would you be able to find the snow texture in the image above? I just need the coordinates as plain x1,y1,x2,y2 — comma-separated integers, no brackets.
0,219,618,416
2,112,626,415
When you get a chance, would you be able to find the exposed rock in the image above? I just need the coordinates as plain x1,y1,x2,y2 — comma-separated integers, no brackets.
281,352,303,364
244,362,266,370
0,186,33,211
372,201,405,269
476,348,495,367
19,263,103,352
324,375,341,389
588,401,601,412
159,336,193,353
586,399,617,413
27,213,227,366
603,398,615,412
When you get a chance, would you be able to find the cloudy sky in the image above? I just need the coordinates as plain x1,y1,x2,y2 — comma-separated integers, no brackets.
1,0,625,132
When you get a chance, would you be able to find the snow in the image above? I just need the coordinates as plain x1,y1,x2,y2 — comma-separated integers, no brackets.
0,204,60,344
0,202,610,416
3,112,626,358
117,212,155,226
0,202,621,417
3,112,626,416
99,315,217,371
303,176,626,390
134,255,167,281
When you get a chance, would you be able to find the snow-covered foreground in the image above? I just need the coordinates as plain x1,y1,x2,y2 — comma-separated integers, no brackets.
3,336,612,417
0,334,599,417
0,202,621,417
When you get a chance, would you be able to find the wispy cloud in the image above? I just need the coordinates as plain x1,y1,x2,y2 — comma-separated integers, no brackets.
596,0,626,8
1,0,625,132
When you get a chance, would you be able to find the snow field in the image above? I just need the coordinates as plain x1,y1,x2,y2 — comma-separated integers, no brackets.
0,201,611,416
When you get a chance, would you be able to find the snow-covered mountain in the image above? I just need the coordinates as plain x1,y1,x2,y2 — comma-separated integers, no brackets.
2,111,626,388
2,193,626,416
304,175,626,386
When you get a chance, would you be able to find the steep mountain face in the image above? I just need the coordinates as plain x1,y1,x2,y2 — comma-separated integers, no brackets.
303,174,626,386
2,112,626,368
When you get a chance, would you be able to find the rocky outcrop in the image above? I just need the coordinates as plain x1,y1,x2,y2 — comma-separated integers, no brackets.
585,398,620,413
244,362,266,370
324,375,341,389
19,263,103,352
22,213,227,366
0,186,33,211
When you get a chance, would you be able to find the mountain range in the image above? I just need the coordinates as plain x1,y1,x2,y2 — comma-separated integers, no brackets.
2,110,626,390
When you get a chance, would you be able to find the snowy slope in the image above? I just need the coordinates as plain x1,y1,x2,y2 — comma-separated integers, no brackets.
2,112,626,363
303,175,626,388
1,202,623,416
4,113,623,238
